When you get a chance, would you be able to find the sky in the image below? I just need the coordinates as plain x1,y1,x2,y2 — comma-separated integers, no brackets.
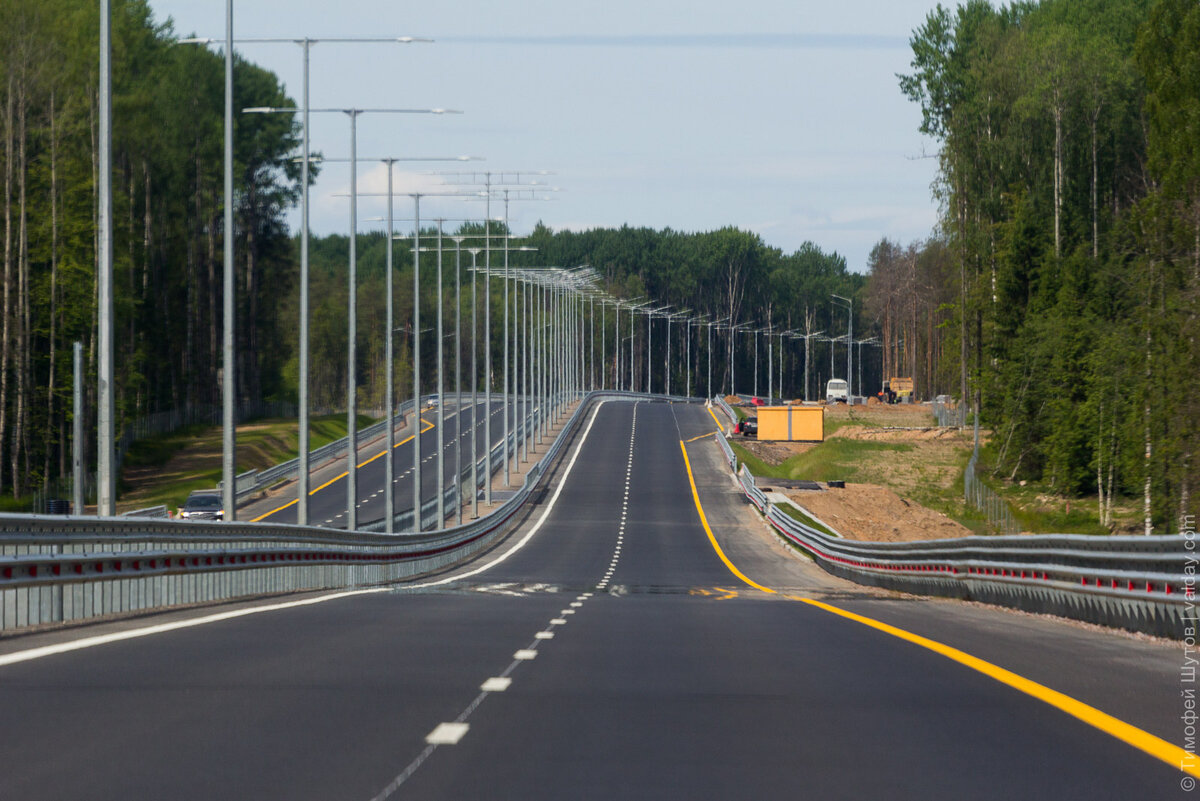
146,1,946,273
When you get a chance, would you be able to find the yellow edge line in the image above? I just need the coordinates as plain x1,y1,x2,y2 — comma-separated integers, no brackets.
251,418,439,522
797,597,1200,777
679,440,773,594
680,437,1198,778
707,405,726,434
685,431,719,443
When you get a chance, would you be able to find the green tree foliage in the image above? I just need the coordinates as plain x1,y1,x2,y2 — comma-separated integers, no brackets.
894,0,1198,532
0,0,304,496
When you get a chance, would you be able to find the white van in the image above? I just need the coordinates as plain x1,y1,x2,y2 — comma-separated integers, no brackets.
826,378,849,403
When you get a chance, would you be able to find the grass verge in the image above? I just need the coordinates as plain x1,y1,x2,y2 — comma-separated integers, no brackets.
730,438,914,483
119,413,379,512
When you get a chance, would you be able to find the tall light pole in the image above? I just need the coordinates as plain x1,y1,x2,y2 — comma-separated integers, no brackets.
832,294,853,403
791,329,824,402
686,314,709,399
467,247,481,518
97,0,115,516
706,317,729,400
665,309,689,397
221,0,236,520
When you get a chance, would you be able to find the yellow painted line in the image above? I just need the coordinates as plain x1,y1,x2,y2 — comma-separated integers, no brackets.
685,431,719,443
682,436,1199,778
707,405,726,434
679,439,773,594
251,418,439,522
252,497,299,521
797,597,1200,777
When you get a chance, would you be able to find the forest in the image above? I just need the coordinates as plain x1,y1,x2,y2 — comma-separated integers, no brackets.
0,0,303,500
886,0,1199,532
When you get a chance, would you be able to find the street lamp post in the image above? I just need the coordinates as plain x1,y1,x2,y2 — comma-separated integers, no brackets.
467,247,481,518
97,0,115,516
665,309,689,397
832,294,853,403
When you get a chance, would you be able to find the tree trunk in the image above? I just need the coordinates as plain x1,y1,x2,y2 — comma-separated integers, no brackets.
14,77,28,495
1053,99,1063,261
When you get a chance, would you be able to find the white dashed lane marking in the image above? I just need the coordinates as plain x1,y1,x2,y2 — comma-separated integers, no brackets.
425,723,470,745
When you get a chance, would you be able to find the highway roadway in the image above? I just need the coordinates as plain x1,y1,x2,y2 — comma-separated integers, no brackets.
244,399,527,529
0,399,1186,799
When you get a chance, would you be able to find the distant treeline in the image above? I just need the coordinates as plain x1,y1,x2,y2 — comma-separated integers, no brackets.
301,223,869,412
887,0,1198,531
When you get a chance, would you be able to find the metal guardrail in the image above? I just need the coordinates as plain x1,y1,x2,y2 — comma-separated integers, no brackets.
120,505,169,519
0,390,693,632
713,396,737,427
730,463,1187,638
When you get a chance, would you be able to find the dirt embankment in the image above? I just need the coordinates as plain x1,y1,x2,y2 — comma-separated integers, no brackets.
782,483,971,542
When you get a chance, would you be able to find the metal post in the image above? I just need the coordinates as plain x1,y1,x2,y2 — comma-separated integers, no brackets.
647,311,652,394
221,0,236,522
298,39,311,526
345,111,358,530
522,276,530,460
615,302,620,391
666,315,672,396
768,330,772,402
413,195,422,527
470,249,479,518
502,193,510,487
629,307,634,393
384,160,395,533
454,238,462,525
436,221,445,529
98,0,115,518
483,192,492,506
754,329,759,398
686,319,691,398
72,341,83,514
601,301,606,391
707,322,712,399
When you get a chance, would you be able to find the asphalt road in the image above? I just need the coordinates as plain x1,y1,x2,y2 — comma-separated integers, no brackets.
0,399,1186,799
245,399,524,529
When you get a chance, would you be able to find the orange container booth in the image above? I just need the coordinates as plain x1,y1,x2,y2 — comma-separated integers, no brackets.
756,405,824,442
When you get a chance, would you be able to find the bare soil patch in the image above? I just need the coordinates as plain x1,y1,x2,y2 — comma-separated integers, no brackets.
783,483,970,542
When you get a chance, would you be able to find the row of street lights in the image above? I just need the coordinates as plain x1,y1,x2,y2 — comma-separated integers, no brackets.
91,4,877,528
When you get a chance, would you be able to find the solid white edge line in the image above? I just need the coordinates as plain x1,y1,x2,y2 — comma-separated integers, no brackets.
0,587,389,669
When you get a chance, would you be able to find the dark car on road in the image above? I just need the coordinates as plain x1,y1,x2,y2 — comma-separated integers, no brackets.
179,490,223,521
735,418,758,437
